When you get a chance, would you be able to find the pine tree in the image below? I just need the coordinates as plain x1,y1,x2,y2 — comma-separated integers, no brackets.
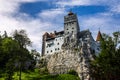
90,31,120,80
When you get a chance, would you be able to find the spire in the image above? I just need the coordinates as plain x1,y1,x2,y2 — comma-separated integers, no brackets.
96,30,102,41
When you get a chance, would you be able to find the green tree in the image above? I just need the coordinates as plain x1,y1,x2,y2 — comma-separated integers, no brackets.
13,30,31,48
12,29,32,80
0,37,20,80
90,31,120,80
0,30,35,80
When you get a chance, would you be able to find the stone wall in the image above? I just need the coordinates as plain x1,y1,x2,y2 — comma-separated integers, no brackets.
47,47,94,80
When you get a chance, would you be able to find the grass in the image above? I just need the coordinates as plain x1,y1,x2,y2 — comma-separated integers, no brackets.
0,69,80,80
39,74,80,80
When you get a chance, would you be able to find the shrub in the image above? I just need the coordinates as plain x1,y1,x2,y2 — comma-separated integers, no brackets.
40,67,49,75
68,70,78,76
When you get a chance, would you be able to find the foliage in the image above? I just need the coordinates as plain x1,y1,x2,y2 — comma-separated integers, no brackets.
39,67,49,75
0,30,36,80
39,74,80,80
90,31,120,80
12,29,31,48
68,70,78,76
0,69,80,80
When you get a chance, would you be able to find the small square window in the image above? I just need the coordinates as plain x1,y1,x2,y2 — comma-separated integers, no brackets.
51,50,52,52
55,48,57,51
57,43,59,45
97,48,100,50
47,51,49,53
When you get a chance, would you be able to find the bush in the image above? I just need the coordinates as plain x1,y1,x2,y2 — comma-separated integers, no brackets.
40,67,49,75
68,70,78,76
39,74,80,80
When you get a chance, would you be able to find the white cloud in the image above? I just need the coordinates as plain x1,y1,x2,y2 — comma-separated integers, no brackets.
0,0,56,53
0,0,19,14
39,8,65,19
78,12,120,40
0,0,46,14
56,0,92,7
111,5,120,13
56,0,120,7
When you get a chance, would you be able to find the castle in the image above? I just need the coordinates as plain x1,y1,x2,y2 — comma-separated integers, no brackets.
42,12,101,56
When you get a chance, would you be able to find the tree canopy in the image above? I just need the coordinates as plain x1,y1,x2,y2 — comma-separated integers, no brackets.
0,30,37,80
90,31,120,80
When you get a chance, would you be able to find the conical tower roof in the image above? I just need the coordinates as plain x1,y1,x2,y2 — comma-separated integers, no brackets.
96,30,102,41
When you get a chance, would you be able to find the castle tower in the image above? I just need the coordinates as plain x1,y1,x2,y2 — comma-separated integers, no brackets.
64,11,80,46
64,11,80,37
95,30,102,54
41,32,49,56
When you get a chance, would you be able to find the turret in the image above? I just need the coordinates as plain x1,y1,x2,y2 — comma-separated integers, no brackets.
41,32,49,56
96,30,102,42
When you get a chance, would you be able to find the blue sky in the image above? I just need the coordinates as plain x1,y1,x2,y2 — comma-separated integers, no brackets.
0,0,120,53
20,2,107,16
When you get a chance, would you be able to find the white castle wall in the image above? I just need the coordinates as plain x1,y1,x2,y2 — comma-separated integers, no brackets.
45,36,64,55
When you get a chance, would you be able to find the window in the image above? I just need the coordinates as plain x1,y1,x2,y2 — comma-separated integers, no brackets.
58,48,60,50
55,48,57,51
87,35,89,37
47,51,49,53
72,27,74,29
69,23,71,26
67,28,68,30
97,48,100,51
51,50,52,52
57,43,59,45
68,32,69,34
